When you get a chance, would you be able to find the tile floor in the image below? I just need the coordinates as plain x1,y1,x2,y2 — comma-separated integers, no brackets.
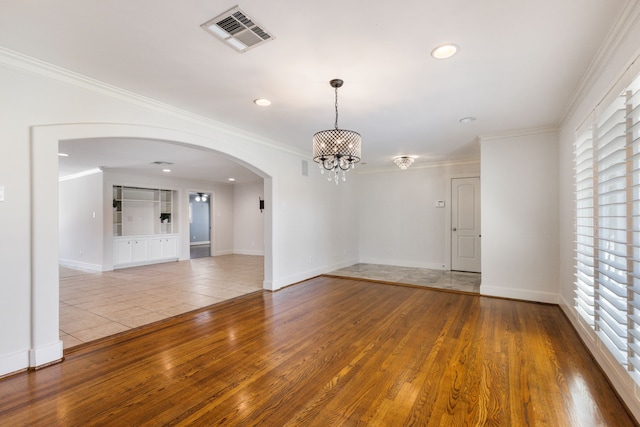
59,254,264,349
327,263,481,293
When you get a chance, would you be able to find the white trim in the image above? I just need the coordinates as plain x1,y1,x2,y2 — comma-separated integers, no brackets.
478,125,559,143
58,259,105,272
0,350,29,378
480,285,559,304
358,159,480,175
271,258,359,290
28,340,63,368
234,250,265,256
212,250,234,256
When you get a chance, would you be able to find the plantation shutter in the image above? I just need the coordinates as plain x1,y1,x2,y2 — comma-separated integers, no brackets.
594,91,628,364
574,127,595,327
627,74,640,377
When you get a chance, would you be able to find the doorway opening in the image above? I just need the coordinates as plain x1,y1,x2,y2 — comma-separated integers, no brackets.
189,192,212,259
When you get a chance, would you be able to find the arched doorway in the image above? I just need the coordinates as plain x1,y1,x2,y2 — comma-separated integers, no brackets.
30,123,274,368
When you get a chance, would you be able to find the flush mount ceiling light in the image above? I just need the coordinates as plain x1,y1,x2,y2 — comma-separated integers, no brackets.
58,152,69,157
394,156,416,170
162,169,171,173
459,116,476,123
313,79,362,185
201,6,274,53
254,98,271,106
431,44,458,59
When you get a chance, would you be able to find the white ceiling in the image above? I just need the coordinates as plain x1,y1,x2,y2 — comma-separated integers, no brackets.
0,0,628,178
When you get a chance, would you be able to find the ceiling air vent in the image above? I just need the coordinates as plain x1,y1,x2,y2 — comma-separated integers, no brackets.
201,6,274,53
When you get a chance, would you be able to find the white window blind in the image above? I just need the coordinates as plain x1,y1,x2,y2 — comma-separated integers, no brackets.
574,71,640,383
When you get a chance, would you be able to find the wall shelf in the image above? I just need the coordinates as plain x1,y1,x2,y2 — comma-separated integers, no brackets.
113,186,175,237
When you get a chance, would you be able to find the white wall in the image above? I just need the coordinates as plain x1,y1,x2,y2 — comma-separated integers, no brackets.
358,162,480,269
0,49,359,376
59,171,105,271
233,181,265,256
480,130,559,303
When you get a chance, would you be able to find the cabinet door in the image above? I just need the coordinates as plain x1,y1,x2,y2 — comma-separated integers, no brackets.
162,236,178,259
114,239,132,265
148,238,163,260
132,239,148,262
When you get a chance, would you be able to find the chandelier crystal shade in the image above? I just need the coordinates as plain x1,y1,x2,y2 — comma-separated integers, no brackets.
313,79,361,184
394,156,415,170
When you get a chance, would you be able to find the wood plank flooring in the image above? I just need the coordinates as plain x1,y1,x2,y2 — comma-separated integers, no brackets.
0,276,635,426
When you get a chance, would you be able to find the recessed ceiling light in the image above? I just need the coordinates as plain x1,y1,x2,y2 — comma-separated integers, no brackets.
163,169,171,173
459,116,476,124
58,153,69,157
431,44,458,59
254,98,271,107
228,178,236,182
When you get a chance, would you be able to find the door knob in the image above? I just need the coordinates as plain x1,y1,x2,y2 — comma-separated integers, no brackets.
452,227,457,231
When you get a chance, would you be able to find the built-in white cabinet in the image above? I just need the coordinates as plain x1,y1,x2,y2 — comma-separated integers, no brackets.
114,239,133,265
114,235,178,268
148,236,178,261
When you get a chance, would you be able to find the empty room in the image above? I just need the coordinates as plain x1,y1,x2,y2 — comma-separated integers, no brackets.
1,0,640,424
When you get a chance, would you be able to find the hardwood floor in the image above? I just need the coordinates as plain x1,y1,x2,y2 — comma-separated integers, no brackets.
0,276,635,425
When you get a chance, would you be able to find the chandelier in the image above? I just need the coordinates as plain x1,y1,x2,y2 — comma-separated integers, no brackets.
313,79,362,184
394,156,415,170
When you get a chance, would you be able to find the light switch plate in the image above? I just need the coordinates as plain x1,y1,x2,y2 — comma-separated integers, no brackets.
435,200,445,208
0,186,4,201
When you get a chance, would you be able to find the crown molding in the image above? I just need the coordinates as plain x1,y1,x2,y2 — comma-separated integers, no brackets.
357,158,480,175
0,47,308,159
478,125,558,142
555,0,640,127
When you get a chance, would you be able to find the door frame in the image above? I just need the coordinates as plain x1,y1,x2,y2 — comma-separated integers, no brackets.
445,174,481,271
188,190,213,256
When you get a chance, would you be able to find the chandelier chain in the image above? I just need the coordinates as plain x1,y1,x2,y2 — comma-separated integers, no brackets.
334,86,339,130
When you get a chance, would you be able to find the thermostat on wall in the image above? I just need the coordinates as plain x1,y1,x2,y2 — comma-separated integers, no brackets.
435,200,445,208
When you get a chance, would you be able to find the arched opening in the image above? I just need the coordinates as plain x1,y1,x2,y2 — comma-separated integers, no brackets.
30,123,274,368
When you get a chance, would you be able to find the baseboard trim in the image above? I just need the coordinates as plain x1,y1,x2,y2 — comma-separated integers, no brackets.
233,250,264,256
29,340,64,368
59,259,105,272
480,285,559,304
0,349,29,378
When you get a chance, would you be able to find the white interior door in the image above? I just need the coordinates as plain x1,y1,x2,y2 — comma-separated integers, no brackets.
451,177,481,272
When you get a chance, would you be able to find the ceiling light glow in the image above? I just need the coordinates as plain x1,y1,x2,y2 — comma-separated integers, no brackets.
228,178,236,182
58,153,69,157
431,44,458,59
163,169,171,173
254,98,271,107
